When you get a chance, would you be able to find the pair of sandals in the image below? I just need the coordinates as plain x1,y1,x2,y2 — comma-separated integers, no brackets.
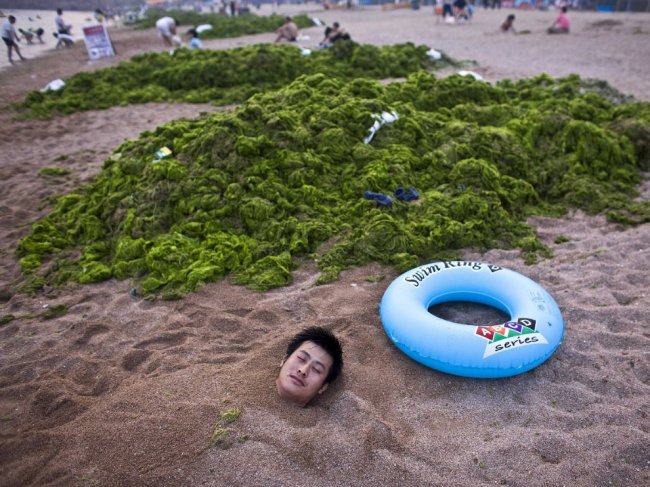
364,187,419,206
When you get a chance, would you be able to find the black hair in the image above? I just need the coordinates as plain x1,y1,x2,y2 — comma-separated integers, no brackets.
9,15,16,22
507,14,515,20
285,326,343,384
285,16,292,21
561,6,567,12
173,18,180,26
57,8,63,15
333,22,340,28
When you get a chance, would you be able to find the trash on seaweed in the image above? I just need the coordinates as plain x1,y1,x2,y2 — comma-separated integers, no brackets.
363,111,399,144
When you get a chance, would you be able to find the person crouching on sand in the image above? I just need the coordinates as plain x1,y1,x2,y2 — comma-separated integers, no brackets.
2,15,26,64
276,327,343,407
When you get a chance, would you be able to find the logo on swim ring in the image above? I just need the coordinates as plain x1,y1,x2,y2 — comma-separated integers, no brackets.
476,318,548,358
404,261,502,288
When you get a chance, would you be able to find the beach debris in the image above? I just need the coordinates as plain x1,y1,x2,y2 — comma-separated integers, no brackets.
393,187,419,202
310,17,324,26
458,70,485,82
195,24,213,33
300,47,312,56
363,111,399,144
364,191,393,206
427,48,442,60
154,147,172,160
40,79,65,92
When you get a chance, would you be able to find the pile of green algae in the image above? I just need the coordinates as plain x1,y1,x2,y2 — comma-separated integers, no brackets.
17,72,650,298
20,42,458,116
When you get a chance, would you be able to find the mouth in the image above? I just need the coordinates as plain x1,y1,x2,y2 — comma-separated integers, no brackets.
289,374,305,387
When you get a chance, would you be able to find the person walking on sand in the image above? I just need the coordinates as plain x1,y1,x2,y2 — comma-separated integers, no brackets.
155,16,179,47
548,6,570,34
2,15,26,64
275,16,298,43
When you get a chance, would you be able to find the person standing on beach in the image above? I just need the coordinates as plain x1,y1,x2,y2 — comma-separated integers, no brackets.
155,16,179,47
276,327,343,407
55,8,72,35
2,15,26,64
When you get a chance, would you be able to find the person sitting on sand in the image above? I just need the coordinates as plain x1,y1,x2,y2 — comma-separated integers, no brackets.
501,14,516,33
275,16,298,43
548,6,570,34
156,16,179,47
276,326,343,407
2,15,26,64
319,22,351,48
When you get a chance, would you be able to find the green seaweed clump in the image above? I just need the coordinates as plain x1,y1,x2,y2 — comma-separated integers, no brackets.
19,42,458,117
209,407,242,449
135,11,315,39
41,304,69,320
16,72,650,296
39,167,70,177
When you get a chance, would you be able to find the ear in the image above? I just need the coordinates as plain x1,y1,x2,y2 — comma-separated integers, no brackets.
317,382,329,395
279,356,287,368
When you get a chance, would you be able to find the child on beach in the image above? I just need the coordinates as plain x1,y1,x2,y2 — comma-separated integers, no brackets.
188,28,203,49
501,14,516,33
2,15,26,64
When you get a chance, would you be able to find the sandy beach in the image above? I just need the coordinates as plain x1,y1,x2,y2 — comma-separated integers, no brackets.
0,6,648,487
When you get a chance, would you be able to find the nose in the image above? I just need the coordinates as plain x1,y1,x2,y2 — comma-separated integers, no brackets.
297,363,309,377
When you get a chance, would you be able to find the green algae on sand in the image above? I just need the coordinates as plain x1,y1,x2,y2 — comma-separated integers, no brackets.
19,42,460,117
134,11,315,39
16,72,650,296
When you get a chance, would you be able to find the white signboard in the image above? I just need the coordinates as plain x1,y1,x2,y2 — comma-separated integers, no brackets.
82,24,115,60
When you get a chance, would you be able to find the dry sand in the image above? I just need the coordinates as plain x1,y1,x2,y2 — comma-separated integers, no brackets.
0,6,649,487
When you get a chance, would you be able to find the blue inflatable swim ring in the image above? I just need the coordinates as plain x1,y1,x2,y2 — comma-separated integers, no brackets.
380,261,564,379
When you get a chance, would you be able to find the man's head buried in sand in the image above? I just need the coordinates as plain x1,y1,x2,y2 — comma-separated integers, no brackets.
276,327,343,407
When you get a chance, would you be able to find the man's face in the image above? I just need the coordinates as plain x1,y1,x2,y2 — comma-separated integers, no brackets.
276,341,333,407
